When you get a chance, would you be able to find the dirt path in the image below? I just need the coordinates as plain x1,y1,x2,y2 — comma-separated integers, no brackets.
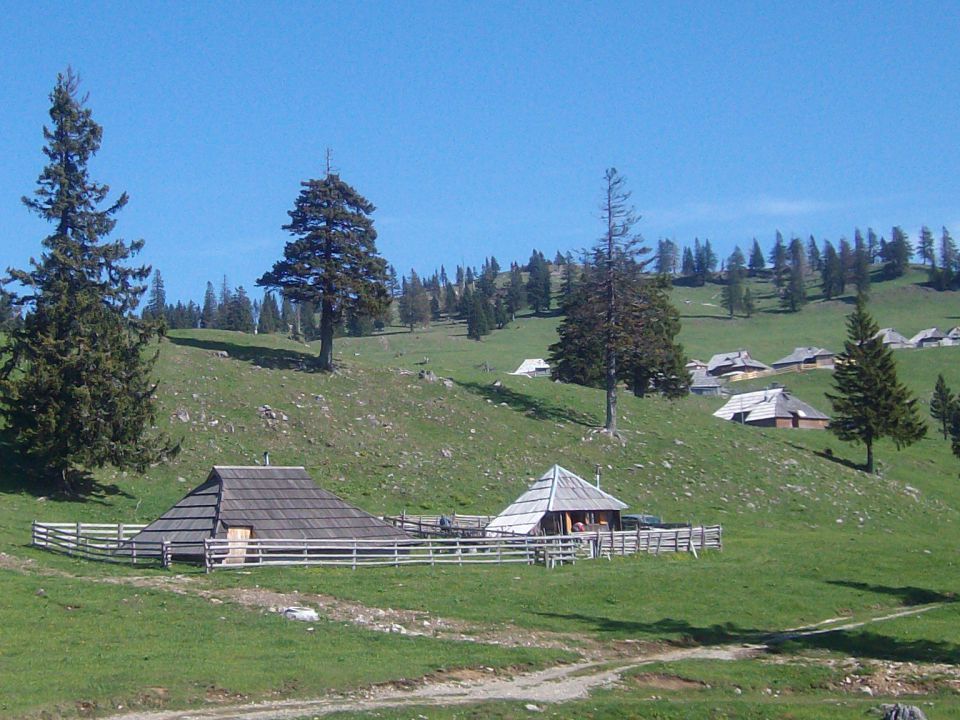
98,644,761,720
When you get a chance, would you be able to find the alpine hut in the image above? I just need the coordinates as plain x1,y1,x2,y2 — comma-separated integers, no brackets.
706,350,772,378
771,347,836,371
485,465,628,536
908,327,947,348
713,387,829,429
127,466,410,560
874,328,913,349
510,358,552,377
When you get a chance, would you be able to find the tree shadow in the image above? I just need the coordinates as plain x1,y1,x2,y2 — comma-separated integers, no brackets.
0,433,134,504
825,580,956,606
782,441,867,473
454,380,595,427
534,609,960,664
168,336,321,372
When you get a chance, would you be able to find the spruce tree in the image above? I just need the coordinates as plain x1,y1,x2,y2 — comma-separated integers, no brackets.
931,374,955,440
742,287,755,317
883,226,913,279
918,226,935,267
201,281,218,328
0,70,171,491
826,295,926,473
258,172,389,370
748,239,765,277
806,235,821,272
144,269,166,321
852,230,871,296
681,246,696,277
821,241,843,299
781,237,807,312
257,291,281,334
769,232,788,289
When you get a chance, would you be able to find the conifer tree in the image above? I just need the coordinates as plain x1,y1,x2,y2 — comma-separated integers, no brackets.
202,281,218,328
781,237,807,312
258,171,389,370
769,232,788,289
821,241,844,299
883,226,913,279
748,239,765,277
280,296,296,334
852,231,871,296
932,227,958,290
722,246,746,317
918,226,935,267
0,289,21,331
525,250,552,313
930,374,955,440
806,235,821,272
257,291,281,334
827,295,926,473
506,266,526,319
0,70,172,490
144,269,166,321
742,287,755,317
681,246,696,277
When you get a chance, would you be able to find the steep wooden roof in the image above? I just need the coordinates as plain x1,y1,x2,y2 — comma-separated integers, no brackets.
129,466,409,554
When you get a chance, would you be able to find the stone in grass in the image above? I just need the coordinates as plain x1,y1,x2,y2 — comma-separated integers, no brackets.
879,705,927,720
281,606,319,622
524,704,543,713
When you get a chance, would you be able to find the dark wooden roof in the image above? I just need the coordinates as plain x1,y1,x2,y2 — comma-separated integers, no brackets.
128,466,409,554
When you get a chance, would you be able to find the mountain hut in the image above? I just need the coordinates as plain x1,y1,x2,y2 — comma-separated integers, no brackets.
485,465,628,536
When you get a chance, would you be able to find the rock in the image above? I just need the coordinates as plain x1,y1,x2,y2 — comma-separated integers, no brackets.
439,448,453,459
35,588,46,597
282,606,319,622
524,704,543,712
880,705,927,720
418,369,438,382
174,408,190,423
442,379,454,389
210,350,229,358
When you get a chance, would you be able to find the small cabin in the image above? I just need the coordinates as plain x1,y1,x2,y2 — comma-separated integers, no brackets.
485,465,627,536
771,346,835,371
511,358,552,377
713,387,829,429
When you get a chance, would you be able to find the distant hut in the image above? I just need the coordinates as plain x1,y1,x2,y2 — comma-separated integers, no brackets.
510,358,551,377
713,387,829,429
908,327,947,348
874,328,913,349
485,465,627,536
127,466,409,560
771,347,836,371
706,350,772,377
690,367,724,397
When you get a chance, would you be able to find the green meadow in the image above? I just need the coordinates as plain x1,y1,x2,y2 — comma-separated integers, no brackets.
2,265,959,717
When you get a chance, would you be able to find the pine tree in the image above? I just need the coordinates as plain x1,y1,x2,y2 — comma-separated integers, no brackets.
466,293,491,340
826,295,926,473
934,227,958,290
742,287,755,317
781,237,807,312
655,239,678,276
201,281,218,328
931,374,955,440
748,239,765,277
821,241,844,299
506,265,526,319
838,238,853,289
258,172,389,370
0,70,172,490
852,230,871,296
883,226,913,279
867,228,880,264
398,270,430,330
681,246,696,277
722,246,746,317
0,289,21,331
257,291,281,334
280,296,296,334
144,269,166,322
229,286,256,333
526,250,551,313
918,225,935,267
769,232,788,289
806,235,821,272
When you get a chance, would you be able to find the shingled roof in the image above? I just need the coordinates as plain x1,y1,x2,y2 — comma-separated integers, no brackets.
485,465,628,536
128,466,409,555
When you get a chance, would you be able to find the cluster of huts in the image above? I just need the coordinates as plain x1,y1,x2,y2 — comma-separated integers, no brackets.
130,464,631,563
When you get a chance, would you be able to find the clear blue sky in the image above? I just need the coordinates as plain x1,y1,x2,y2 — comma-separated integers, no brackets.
2,2,959,305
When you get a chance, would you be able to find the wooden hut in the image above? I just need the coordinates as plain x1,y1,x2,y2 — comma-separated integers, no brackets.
713,387,829,429
771,346,835,371
485,465,627,536
706,350,772,377
510,358,551,377
127,466,409,560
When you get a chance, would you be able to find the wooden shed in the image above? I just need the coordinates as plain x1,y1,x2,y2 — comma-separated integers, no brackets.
127,466,410,559
713,387,829,429
771,346,836,371
485,465,628,536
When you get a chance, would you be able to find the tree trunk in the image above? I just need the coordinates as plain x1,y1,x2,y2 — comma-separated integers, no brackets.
318,298,335,371
604,182,617,435
865,440,874,474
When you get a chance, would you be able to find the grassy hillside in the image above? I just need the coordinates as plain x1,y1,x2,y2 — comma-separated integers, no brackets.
2,265,960,717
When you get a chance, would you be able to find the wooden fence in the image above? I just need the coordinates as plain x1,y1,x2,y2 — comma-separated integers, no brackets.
203,533,581,571
32,521,722,571
382,513,495,537
31,521,171,566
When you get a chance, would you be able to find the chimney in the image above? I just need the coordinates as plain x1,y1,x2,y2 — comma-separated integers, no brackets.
263,451,270,466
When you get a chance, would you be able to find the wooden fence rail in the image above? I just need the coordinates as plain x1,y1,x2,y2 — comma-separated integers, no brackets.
31,521,171,566
32,521,721,571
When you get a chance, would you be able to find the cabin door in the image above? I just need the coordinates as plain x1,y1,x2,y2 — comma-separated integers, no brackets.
225,526,252,564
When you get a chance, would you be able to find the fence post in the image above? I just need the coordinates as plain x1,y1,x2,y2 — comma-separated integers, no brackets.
161,541,171,569
204,539,211,573
352,541,357,570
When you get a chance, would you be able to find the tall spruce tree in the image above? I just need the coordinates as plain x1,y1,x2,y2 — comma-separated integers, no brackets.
258,172,389,370
820,240,843,299
144,269,166,321
930,374,955,440
748,238,765,277
769,232,788,289
257,291,281,334
918,225,935,267
826,295,926,473
883,226,913,279
781,237,807,312
0,70,172,490
201,281,218,328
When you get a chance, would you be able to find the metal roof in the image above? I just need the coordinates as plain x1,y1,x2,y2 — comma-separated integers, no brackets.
510,358,551,376
771,346,835,367
875,328,913,346
713,388,829,424
908,327,946,345
485,465,628,535
128,466,409,553
706,350,771,375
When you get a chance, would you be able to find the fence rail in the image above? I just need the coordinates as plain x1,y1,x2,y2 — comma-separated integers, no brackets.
32,521,721,571
31,521,170,566
382,513,495,537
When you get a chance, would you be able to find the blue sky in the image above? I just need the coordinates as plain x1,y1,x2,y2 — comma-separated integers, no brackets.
2,2,959,305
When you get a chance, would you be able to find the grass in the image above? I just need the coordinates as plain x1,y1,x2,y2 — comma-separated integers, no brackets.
3,265,960,717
